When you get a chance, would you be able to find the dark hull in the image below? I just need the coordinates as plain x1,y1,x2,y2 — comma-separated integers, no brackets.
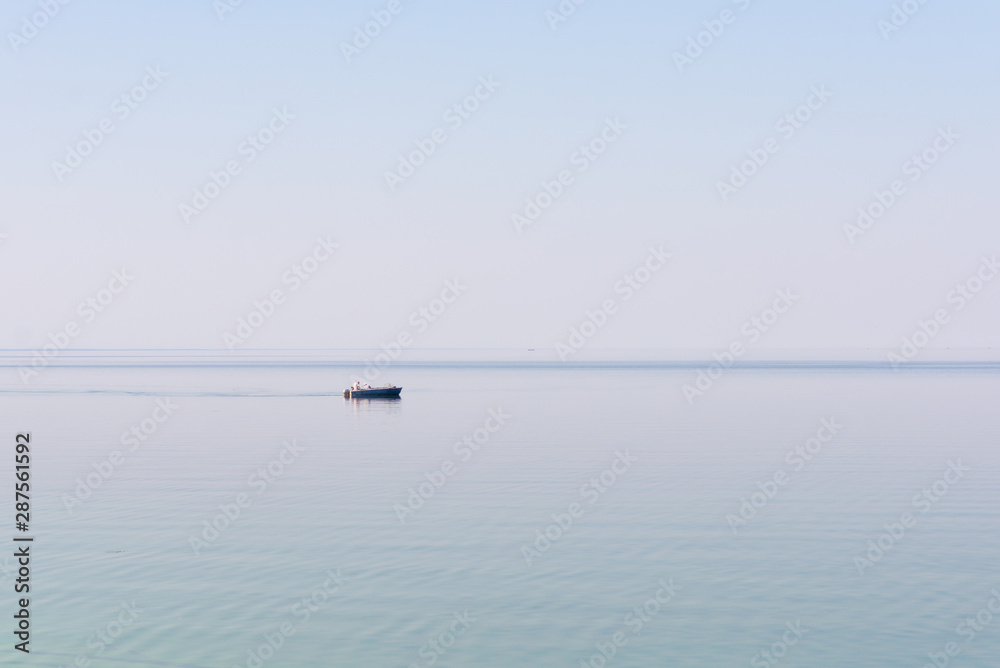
344,387,402,398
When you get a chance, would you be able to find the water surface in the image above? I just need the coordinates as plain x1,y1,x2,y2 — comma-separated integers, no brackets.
1,364,997,667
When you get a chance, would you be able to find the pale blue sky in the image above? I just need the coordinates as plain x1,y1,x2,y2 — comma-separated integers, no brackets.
1,0,998,355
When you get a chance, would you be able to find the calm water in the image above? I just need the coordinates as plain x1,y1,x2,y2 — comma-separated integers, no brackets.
1,365,998,667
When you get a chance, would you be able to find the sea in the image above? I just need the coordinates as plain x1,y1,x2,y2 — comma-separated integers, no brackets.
1,357,998,667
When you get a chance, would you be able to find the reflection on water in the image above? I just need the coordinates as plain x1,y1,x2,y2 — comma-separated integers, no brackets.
345,395,403,415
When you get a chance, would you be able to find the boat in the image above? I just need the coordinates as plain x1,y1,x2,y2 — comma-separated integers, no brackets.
343,383,402,398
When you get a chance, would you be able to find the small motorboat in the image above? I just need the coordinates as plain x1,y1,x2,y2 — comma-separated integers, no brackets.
344,382,402,398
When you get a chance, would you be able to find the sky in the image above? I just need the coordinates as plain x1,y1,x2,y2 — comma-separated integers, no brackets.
1,0,998,357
